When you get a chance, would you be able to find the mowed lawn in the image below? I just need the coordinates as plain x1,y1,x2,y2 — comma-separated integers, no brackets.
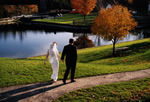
33,13,96,25
0,38,150,87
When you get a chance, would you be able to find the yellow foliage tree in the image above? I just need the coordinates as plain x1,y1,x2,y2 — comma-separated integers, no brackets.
91,5,137,56
71,0,97,22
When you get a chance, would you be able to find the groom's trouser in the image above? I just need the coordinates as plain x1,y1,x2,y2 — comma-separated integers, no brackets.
64,62,76,81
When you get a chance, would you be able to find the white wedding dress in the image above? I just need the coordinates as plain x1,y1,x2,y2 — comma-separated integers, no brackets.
49,43,60,81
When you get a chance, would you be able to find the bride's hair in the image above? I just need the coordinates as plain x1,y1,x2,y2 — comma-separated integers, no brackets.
53,42,58,46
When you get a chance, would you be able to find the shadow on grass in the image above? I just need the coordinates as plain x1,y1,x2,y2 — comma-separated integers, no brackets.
114,41,150,57
78,41,150,63
0,82,64,102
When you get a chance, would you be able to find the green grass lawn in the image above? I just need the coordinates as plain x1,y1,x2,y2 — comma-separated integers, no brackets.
33,13,96,25
0,38,150,87
54,77,150,102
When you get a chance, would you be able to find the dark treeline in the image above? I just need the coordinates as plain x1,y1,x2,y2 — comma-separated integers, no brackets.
46,0,149,14
0,0,149,18
131,0,149,15
96,0,149,15
46,0,71,11
0,0,38,5
0,0,71,18
116,0,149,15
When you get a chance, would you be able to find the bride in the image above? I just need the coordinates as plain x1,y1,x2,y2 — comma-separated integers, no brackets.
44,42,60,82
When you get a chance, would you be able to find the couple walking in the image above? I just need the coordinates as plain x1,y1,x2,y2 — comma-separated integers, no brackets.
44,38,77,84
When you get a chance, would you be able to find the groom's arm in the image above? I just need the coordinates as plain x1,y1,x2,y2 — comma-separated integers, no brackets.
75,47,77,61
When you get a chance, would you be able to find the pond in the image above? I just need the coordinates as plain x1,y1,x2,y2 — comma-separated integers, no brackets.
0,28,149,58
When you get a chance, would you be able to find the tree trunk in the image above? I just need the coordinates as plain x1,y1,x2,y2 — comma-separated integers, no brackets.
97,35,100,46
112,36,117,57
84,15,86,23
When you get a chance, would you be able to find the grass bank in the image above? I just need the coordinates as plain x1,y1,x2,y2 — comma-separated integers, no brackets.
33,13,96,25
0,38,150,87
55,77,150,102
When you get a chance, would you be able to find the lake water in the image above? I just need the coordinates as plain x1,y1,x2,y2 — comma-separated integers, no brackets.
0,29,148,58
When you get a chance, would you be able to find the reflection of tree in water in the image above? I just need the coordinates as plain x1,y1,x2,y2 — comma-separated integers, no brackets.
95,35,101,46
74,35,95,49
132,29,148,39
0,30,27,42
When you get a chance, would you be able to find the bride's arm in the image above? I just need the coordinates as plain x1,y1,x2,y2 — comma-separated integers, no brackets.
44,49,49,65
56,50,61,59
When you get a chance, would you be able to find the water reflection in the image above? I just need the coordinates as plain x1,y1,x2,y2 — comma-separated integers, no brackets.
90,30,146,47
0,29,149,58
0,30,73,58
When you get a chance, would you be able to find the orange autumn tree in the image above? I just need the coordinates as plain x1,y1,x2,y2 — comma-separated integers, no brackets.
91,5,137,56
26,5,38,13
71,0,97,22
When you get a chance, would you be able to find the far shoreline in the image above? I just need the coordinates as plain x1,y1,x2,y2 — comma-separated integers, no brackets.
0,38,149,59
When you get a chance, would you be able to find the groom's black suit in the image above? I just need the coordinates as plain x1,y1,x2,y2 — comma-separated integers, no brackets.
61,44,77,82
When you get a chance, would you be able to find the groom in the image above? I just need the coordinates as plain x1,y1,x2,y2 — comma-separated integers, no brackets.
61,38,77,84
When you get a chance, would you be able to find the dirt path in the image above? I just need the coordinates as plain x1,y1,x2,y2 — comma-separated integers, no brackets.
0,68,150,102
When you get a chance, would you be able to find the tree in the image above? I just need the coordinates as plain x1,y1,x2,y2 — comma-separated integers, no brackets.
91,5,137,56
26,5,38,13
0,5,38,18
71,0,97,22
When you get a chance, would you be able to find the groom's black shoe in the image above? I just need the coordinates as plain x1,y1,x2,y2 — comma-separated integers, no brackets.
71,80,76,83
63,80,66,84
